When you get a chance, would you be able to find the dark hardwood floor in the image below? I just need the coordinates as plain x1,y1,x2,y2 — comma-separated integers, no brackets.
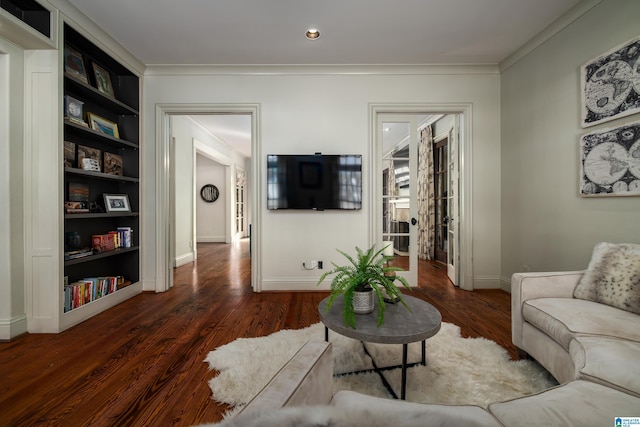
0,241,515,426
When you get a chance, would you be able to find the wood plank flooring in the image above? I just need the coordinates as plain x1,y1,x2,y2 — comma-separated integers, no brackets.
0,241,515,426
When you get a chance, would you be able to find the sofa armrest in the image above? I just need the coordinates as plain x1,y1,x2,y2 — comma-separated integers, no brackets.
511,271,584,350
235,340,333,417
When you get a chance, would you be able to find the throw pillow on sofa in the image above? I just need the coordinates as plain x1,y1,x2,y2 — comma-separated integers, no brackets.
573,242,640,315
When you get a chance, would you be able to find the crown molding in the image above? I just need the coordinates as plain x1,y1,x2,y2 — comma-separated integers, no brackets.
145,64,499,77
500,0,603,72
47,0,145,75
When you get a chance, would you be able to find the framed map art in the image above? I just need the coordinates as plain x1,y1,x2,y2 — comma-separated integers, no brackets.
581,35,640,127
580,120,640,197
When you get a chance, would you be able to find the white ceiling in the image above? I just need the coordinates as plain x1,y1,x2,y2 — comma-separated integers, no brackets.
66,0,584,156
67,0,582,66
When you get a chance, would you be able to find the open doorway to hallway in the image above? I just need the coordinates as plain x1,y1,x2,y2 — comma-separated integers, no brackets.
169,114,252,279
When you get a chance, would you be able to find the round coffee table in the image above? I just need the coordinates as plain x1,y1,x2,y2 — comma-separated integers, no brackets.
318,294,442,399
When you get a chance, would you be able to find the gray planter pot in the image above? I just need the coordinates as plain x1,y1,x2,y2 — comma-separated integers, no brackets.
353,289,374,314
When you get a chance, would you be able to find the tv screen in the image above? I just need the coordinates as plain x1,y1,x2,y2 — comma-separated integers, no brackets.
267,154,362,210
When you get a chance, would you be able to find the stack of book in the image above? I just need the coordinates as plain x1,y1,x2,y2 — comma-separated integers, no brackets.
63,276,129,312
92,227,133,253
64,248,94,261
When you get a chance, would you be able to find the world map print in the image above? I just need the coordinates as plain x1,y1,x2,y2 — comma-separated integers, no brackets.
582,35,640,127
580,121,640,197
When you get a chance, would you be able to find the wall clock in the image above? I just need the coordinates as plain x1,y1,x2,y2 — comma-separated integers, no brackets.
200,184,220,203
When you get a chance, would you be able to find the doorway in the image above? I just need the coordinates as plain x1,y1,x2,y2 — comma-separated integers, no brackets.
156,104,261,293
371,103,473,291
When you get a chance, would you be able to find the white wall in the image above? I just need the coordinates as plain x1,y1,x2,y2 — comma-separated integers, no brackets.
0,39,26,339
196,154,227,242
143,68,501,291
501,0,640,285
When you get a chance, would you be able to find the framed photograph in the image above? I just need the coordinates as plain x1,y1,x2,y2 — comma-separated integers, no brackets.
64,45,88,84
103,152,123,175
580,120,640,197
64,141,76,168
104,194,131,212
581,35,640,127
87,113,120,138
92,62,115,98
77,145,102,171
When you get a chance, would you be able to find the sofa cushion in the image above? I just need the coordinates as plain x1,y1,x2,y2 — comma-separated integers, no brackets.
573,242,640,314
332,390,501,427
570,336,640,397
522,298,640,350
488,380,640,427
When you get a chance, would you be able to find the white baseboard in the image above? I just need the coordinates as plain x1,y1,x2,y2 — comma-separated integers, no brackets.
197,236,226,243
174,252,195,267
500,276,512,293
261,277,324,291
0,314,27,340
472,276,502,289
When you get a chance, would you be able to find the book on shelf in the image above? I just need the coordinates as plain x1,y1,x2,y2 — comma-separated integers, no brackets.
63,276,127,312
64,248,94,260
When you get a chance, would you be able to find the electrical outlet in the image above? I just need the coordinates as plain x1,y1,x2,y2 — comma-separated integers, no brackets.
318,261,323,269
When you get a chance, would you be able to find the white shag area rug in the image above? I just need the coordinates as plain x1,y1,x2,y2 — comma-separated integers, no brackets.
205,322,556,414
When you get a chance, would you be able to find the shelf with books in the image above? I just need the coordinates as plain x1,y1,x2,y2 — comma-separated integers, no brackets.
60,21,141,331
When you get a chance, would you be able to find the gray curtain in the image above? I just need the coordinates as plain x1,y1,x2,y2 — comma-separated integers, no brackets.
417,126,435,260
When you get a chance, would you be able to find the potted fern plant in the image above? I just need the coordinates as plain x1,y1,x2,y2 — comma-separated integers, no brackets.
317,245,412,328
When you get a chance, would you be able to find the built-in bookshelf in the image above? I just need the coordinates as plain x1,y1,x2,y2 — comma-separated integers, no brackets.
62,23,141,322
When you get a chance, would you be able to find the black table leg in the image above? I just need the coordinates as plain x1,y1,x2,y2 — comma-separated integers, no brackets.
401,343,408,400
324,326,328,342
422,340,426,365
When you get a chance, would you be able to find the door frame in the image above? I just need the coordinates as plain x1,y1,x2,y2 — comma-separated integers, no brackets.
156,103,261,293
369,103,473,291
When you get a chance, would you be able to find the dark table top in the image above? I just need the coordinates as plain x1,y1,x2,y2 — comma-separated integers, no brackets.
318,294,442,344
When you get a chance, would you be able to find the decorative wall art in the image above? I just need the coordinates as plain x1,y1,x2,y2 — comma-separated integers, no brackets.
580,120,640,197
581,35,640,127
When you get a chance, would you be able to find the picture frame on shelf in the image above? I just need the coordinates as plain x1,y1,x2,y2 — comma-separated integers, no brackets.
87,113,120,138
64,141,76,168
64,45,88,84
92,62,115,98
104,194,131,213
77,145,102,172
68,182,89,203
103,152,123,175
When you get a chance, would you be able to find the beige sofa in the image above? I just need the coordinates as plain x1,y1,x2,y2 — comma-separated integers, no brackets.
511,270,640,393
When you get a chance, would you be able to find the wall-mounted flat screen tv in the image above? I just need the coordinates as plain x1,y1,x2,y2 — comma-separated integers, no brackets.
267,154,362,210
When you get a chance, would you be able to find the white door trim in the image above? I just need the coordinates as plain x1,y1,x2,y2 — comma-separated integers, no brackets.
369,103,473,290
155,103,261,293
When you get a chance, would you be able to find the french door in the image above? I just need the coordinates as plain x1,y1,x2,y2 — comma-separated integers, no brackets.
379,115,418,286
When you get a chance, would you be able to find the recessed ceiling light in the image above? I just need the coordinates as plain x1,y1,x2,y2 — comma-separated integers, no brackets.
305,28,320,40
